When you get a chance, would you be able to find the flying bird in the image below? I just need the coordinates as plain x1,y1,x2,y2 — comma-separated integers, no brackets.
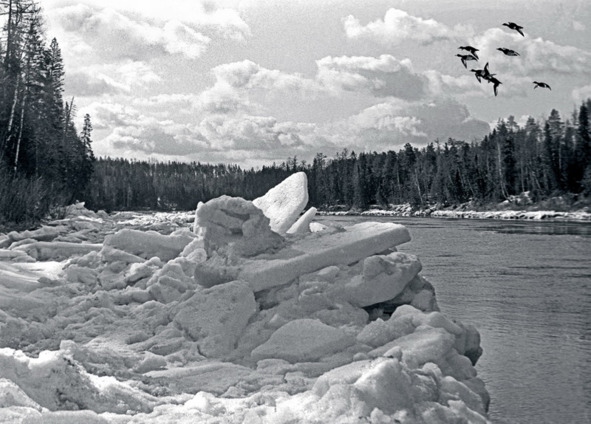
471,62,497,84
459,45,479,59
502,22,525,36
482,62,494,79
470,68,485,83
497,47,520,56
456,53,478,69
533,81,551,90
484,75,502,96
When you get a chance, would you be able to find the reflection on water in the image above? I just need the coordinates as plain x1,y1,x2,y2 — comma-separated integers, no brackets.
319,216,591,424
474,221,591,237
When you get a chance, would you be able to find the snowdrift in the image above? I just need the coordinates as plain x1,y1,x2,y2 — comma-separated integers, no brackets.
0,173,490,423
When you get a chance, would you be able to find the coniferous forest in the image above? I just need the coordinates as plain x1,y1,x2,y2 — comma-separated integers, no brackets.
82,103,591,213
0,0,95,224
1,2,591,224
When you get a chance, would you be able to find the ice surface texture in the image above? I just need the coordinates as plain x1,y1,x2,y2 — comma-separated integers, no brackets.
0,178,490,423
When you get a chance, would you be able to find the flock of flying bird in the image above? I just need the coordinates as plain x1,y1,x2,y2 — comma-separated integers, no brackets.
455,22,551,96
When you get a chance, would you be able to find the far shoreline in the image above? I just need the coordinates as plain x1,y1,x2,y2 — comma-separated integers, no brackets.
316,205,591,223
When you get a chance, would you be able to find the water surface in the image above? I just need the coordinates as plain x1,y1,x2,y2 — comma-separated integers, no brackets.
319,216,591,424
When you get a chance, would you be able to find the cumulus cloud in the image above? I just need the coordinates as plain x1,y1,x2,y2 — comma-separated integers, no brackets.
316,55,427,99
211,60,322,98
472,28,591,75
65,60,162,98
340,99,490,150
572,84,591,103
49,4,211,61
343,8,469,46
205,55,429,106
44,0,252,88
87,50,491,165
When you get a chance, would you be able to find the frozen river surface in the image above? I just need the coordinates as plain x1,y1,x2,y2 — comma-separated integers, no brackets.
319,216,591,424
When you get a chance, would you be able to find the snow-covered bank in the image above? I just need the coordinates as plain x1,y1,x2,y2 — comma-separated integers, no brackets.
0,173,490,423
318,203,591,222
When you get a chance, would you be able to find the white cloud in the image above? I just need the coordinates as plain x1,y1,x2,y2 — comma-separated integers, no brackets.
65,60,162,97
338,99,489,150
316,55,426,99
572,85,591,103
472,28,591,75
206,55,429,105
211,60,322,98
48,4,211,62
573,20,586,32
84,50,491,165
44,0,252,94
343,8,469,46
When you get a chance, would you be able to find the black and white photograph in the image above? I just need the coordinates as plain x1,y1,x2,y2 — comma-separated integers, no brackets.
0,1,589,423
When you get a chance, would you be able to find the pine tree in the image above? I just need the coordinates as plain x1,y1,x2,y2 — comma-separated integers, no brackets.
574,103,591,192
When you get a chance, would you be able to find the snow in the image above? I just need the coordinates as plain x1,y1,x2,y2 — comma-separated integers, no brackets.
13,241,102,261
0,174,491,423
430,209,591,221
237,221,411,292
251,318,355,362
253,171,309,234
336,252,422,307
104,229,194,262
173,280,257,357
195,195,283,259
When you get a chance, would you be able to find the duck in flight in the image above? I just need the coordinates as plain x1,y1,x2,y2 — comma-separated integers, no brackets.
470,62,494,83
497,47,520,56
456,53,478,69
533,81,551,90
485,75,502,96
459,45,479,59
470,68,485,83
482,62,494,79
502,22,525,36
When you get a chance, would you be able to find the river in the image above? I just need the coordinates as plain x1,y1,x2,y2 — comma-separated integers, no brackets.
318,216,591,424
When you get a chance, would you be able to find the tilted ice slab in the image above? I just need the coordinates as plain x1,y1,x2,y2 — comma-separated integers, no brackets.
286,206,317,234
253,172,308,234
238,221,410,292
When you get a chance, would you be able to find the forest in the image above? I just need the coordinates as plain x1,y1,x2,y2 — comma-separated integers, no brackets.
1,1,590,225
0,0,95,224
82,102,591,213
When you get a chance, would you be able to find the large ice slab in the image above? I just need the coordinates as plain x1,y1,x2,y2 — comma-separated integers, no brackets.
12,242,102,261
173,280,257,357
195,195,283,259
334,252,422,307
239,222,411,292
253,172,308,234
251,318,355,362
104,229,193,262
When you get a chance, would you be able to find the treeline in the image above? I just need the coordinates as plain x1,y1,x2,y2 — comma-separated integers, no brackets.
83,160,292,212
308,102,591,209
0,0,94,224
83,101,591,212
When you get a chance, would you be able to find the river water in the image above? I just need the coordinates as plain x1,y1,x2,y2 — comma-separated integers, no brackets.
318,216,591,424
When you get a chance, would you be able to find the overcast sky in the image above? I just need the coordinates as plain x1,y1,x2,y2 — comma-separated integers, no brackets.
42,0,591,168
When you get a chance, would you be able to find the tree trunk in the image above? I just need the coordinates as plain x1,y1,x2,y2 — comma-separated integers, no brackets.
13,83,27,173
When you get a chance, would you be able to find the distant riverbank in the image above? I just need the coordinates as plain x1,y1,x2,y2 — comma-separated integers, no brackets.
317,195,591,222
318,208,591,222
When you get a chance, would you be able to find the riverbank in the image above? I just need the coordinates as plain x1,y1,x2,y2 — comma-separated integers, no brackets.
317,195,591,222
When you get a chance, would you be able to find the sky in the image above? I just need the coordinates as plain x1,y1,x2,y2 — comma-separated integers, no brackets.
40,0,591,168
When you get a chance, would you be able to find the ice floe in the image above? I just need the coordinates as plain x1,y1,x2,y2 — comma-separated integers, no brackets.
0,175,491,423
